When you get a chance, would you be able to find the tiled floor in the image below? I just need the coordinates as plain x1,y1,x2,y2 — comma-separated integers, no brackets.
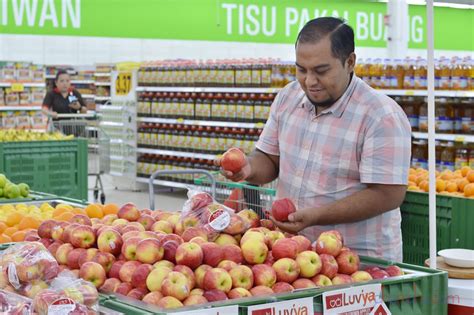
87,174,188,211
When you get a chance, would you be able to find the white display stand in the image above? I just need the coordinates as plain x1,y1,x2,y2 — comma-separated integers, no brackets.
448,279,474,314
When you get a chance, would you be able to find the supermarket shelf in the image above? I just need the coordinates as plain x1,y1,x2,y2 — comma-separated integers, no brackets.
136,86,281,93
137,117,263,128
137,147,215,160
100,121,124,127
137,176,191,189
412,132,474,143
82,94,95,98
94,73,111,77
95,82,111,86
110,155,135,162
0,106,41,111
98,105,123,111
45,74,55,79
0,82,45,88
95,96,111,101
378,89,474,98
71,80,95,84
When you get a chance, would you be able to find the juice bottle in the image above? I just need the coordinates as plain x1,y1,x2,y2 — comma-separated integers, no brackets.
440,141,456,171
354,58,364,78
150,92,158,117
455,142,469,169
162,124,171,150
185,92,194,119
393,59,405,89
236,95,246,121
171,93,180,119
439,57,451,90
271,62,282,87
261,60,272,87
461,99,473,134
253,94,264,123
451,56,468,90
157,124,165,149
435,98,454,133
151,124,159,148
435,140,442,171
209,127,219,154
403,58,415,90
243,93,255,122
411,140,428,170
251,62,262,87
162,93,171,118
418,99,428,132
156,92,165,117
227,93,237,122
469,143,474,169
234,128,244,151
414,58,427,90
177,125,186,151
194,93,204,120
369,58,381,88
380,58,392,89
262,93,273,122
467,57,474,90
401,96,419,132
361,58,372,86
434,59,441,90
209,61,217,87
201,126,210,153
211,93,223,121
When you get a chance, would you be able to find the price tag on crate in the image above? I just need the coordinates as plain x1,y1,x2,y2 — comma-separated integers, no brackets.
167,304,238,315
11,83,24,92
247,297,314,315
322,283,391,315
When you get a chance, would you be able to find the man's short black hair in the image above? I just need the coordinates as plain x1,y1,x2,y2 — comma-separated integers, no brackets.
55,69,69,81
296,17,355,65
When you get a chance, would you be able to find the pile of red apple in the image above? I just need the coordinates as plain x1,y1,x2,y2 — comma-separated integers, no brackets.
15,202,404,311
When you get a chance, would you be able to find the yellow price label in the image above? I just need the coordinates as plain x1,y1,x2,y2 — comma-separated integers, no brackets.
405,90,415,96
115,72,132,95
454,136,465,142
176,118,184,123
11,83,24,92
255,122,265,128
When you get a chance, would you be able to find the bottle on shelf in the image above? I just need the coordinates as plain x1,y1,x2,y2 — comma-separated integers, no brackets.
435,140,442,171
418,99,428,132
403,57,415,90
435,97,454,134
413,58,427,90
451,56,468,90
440,141,455,171
439,57,451,90
393,59,405,89
411,140,428,170
454,141,469,169
380,59,393,89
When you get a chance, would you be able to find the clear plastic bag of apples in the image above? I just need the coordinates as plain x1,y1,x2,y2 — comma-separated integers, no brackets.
180,189,250,241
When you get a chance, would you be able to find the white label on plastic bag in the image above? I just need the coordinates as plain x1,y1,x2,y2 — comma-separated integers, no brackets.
48,297,76,315
208,209,231,231
7,263,20,289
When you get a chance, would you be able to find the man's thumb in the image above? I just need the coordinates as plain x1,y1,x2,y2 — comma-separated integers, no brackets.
288,211,301,222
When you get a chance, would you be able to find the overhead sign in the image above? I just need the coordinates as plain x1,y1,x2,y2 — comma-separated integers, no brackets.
0,0,472,50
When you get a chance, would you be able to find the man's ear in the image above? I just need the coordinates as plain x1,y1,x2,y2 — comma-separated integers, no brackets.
346,52,356,72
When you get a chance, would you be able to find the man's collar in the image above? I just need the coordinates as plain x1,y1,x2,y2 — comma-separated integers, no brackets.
302,74,359,118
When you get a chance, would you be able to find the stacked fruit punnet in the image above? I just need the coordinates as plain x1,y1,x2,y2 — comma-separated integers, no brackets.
20,202,405,310
407,167,474,198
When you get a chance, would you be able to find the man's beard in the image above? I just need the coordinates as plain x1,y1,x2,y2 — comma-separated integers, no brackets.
306,95,336,109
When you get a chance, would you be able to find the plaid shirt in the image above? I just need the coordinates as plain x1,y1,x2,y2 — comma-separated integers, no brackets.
256,75,411,261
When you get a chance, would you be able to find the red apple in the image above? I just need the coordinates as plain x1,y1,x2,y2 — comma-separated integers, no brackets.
47,241,64,257
121,237,141,261
221,147,246,173
119,261,141,283
130,264,153,289
252,264,277,288
182,227,208,242
296,250,322,278
97,229,123,255
241,240,268,264
203,289,228,302
315,231,343,257
203,268,232,293
272,282,294,293
157,296,184,309
201,242,224,267
70,214,92,226
183,294,208,306
237,209,260,228
385,265,404,277
55,243,74,265
250,285,274,297
136,238,164,264
146,266,172,292
217,260,237,272
161,271,191,301
228,265,253,290
311,274,333,287
127,287,148,300
214,233,238,246
292,278,316,289
79,262,106,288
175,242,203,270
332,274,353,285
78,248,99,268
272,238,299,260
320,254,339,279
117,203,140,222
351,270,373,283
99,278,121,293
142,291,163,305
272,258,300,283
222,244,244,264
194,264,212,289
66,248,86,270
291,235,312,252
228,287,252,299
174,265,196,290
37,220,57,239
108,260,125,279
336,250,360,275
190,288,204,296
69,225,96,249
115,282,133,295
271,198,296,222
137,214,155,230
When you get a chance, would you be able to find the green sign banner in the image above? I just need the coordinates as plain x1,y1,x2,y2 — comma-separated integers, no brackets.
0,0,472,51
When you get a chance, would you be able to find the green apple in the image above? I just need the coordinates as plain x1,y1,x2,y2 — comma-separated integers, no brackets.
0,188,3,197
0,174,7,188
18,183,30,198
6,184,20,199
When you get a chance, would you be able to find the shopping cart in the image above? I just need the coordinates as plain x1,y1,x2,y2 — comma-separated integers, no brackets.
49,113,110,203
148,169,276,219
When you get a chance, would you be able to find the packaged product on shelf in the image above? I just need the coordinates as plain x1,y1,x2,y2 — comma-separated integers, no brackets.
2,112,17,129
1,62,16,81
413,58,427,89
454,142,469,169
440,141,456,171
411,140,428,170
16,62,32,81
435,98,454,133
5,91,19,105
451,56,468,90
16,112,31,129
19,90,31,105
31,87,45,105
0,89,4,106
32,65,45,82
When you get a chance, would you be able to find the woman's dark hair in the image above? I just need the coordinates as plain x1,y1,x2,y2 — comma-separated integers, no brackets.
55,69,69,81
296,17,354,65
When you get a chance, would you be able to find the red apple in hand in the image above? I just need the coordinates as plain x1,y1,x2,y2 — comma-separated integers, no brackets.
271,198,296,222
221,147,246,173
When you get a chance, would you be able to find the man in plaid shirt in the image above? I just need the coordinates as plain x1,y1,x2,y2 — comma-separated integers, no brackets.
218,17,411,261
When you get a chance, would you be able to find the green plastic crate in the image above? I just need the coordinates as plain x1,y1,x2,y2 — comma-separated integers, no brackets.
241,256,447,315
0,140,88,200
400,191,474,265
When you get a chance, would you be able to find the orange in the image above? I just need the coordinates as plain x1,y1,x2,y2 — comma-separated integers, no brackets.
11,230,27,242
467,170,474,183
5,212,23,227
456,178,470,192
103,203,119,215
415,175,427,185
464,183,474,197
419,180,429,192
52,207,69,218
18,216,41,230
460,166,471,177
440,171,454,181
0,234,12,244
0,222,7,234
408,174,417,183
446,181,458,193
72,208,87,216
435,179,446,193
56,212,74,222
3,227,18,237
85,204,104,219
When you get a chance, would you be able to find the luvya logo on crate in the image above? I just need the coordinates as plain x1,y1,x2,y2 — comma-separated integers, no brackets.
323,283,391,315
248,297,313,315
